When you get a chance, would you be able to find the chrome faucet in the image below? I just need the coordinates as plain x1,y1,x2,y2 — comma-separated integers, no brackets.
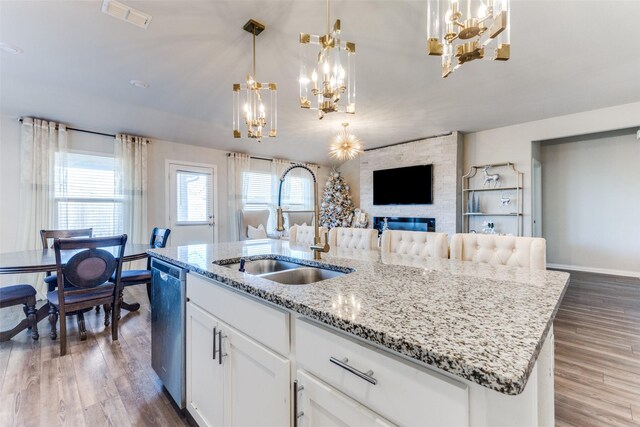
276,164,329,260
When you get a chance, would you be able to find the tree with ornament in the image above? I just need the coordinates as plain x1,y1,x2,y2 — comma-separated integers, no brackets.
319,169,355,229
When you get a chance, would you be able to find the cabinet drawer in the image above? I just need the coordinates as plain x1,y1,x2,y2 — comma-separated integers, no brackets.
295,318,469,427
187,273,289,356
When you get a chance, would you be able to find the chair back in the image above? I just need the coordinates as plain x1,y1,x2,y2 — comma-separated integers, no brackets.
54,235,128,293
238,209,270,240
40,228,93,249
449,233,546,270
286,212,314,228
289,225,328,246
328,227,378,251
381,230,449,259
150,227,171,248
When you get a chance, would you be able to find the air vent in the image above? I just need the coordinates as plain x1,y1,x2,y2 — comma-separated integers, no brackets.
101,0,152,29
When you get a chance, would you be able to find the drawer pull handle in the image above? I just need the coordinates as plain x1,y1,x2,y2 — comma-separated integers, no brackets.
212,326,217,360
329,357,378,385
293,380,303,427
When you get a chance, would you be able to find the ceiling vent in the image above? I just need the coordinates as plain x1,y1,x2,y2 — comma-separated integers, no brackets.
101,0,152,29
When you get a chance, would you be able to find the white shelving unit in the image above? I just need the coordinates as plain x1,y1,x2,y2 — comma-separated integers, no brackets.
461,162,523,236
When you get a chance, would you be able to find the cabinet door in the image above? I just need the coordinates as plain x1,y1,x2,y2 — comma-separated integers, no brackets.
296,370,395,427
221,322,290,427
186,302,224,427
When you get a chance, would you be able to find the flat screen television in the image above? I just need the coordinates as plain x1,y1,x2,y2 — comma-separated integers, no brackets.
373,165,433,205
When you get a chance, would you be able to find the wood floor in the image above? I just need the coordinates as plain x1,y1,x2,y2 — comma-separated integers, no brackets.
0,285,188,427
0,271,638,426
554,270,640,427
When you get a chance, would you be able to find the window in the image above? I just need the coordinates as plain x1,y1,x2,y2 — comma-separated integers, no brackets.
176,171,210,224
55,152,123,237
242,171,272,212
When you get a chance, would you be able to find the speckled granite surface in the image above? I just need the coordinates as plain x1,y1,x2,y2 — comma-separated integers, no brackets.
149,239,569,395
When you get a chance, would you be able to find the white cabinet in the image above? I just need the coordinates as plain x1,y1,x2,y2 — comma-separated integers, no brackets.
187,302,224,427
223,323,290,427
186,301,290,427
296,370,395,427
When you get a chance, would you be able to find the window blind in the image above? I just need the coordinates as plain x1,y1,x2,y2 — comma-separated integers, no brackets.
55,152,123,237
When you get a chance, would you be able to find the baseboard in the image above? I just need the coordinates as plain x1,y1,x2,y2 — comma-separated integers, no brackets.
547,263,640,279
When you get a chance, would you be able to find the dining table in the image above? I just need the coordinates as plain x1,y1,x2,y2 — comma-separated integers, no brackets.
0,243,151,340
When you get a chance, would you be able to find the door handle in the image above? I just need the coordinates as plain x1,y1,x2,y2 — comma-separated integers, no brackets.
212,326,216,360
293,380,304,427
217,330,225,365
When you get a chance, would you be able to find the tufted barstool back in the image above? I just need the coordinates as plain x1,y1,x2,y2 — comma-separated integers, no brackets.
289,225,328,246
450,233,546,270
328,227,378,251
381,230,449,259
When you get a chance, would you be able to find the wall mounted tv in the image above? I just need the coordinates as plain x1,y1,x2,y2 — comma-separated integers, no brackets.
373,165,433,205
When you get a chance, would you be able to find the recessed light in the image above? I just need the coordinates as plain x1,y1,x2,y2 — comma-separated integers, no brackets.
129,79,149,89
0,43,23,55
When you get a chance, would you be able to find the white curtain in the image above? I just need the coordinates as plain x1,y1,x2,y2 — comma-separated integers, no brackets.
304,163,319,212
16,118,68,296
228,153,251,241
115,134,148,244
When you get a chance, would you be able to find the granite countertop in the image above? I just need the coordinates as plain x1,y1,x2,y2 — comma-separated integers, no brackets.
149,239,569,395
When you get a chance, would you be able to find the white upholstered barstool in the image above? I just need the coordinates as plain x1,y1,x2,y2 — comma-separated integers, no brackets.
381,230,449,259
449,233,546,270
289,225,328,246
328,227,378,251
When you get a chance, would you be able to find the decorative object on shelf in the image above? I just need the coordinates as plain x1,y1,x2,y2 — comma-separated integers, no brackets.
319,169,355,229
329,122,363,160
233,19,277,142
482,165,500,188
482,221,496,234
462,162,523,236
299,0,356,119
426,0,510,78
352,208,369,228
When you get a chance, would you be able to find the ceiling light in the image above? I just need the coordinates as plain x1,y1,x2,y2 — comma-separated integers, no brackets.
427,0,510,78
299,0,356,119
101,0,152,29
129,79,149,88
329,123,363,160
233,19,277,142
0,43,23,55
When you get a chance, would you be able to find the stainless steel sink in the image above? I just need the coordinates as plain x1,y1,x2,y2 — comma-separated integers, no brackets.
258,267,345,285
220,257,349,285
224,259,301,275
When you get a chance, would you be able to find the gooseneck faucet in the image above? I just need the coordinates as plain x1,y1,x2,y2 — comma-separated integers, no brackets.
276,164,330,260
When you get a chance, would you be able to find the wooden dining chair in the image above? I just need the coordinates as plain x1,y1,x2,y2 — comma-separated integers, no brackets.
0,284,39,342
40,228,93,291
115,227,171,315
48,234,127,356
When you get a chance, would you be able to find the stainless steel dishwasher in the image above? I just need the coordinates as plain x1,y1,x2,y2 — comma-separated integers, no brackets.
150,257,186,409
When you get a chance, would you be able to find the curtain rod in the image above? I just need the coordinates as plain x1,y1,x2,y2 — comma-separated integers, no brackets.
364,132,454,152
227,153,321,168
19,118,117,138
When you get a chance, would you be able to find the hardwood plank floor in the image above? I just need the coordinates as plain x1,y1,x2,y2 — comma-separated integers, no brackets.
554,270,640,427
0,270,638,426
0,285,188,427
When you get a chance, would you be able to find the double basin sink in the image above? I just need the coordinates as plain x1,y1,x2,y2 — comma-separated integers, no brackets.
221,258,349,285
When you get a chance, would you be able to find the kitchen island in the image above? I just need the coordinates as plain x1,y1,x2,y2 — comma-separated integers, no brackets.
149,239,569,427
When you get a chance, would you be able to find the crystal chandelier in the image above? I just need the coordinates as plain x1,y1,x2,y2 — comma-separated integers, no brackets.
299,0,356,119
233,19,277,142
329,123,363,160
427,0,510,78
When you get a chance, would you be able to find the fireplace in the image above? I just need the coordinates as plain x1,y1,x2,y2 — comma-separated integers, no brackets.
372,217,436,235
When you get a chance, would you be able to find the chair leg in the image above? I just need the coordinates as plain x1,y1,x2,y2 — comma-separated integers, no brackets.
103,304,111,327
22,306,31,330
77,312,87,341
49,304,58,340
59,307,67,356
95,305,101,314
112,294,119,342
25,299,38,341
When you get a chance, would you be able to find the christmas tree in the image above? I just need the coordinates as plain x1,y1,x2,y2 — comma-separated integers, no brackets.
319,169,355,229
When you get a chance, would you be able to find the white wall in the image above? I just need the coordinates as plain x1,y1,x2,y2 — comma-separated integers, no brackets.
464,101,640,237
540,130,640,275
337,158,361,207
